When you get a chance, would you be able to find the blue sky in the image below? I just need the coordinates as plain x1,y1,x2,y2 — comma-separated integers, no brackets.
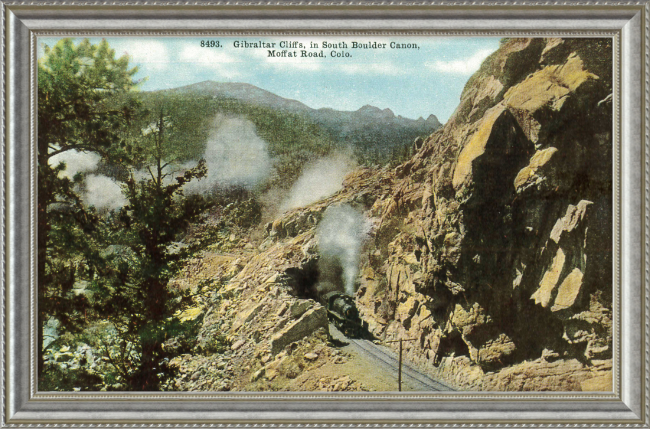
38,36,500,122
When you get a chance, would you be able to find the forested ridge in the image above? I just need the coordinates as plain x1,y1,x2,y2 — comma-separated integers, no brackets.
38,38,438,391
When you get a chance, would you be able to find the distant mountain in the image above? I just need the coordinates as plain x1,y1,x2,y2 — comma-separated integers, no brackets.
167,81,442,161
132,81,442,190
172,81,312,114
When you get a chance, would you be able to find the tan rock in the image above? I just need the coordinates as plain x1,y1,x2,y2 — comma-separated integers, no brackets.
231,339,245,351
270,306,328,355
396,297,419,325
265,273,279,283
275,302,288,317
250,368,265,382
514,147,558,190
477,333,517,365
232,302,264,331
505,53,597,113
452,104,507,189
289,300,313,319
403,252,419,266
550,200,593,244
551,268,584,311
580,374,612,392
451,302,490,335
532,247,566,307
265,368,278,380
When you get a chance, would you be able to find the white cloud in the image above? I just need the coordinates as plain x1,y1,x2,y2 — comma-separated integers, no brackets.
82,175,127,212
280,154,355,211
49,149,101,179
427,48,495,75
336,62,400,75
112,40,171,71
178,45,243,78
184,115,273,194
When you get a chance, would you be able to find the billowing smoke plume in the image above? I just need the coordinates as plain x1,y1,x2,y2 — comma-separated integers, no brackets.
185,115,272,195
82,174,127,212
281,155,355,212
316,204,370,296
48,149,127,212
49,149,101,179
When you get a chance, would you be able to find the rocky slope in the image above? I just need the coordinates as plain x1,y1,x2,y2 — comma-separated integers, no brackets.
352,37,614,390
176,38,613,392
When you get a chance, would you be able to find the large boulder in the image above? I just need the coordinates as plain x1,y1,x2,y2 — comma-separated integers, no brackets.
270,306,328,355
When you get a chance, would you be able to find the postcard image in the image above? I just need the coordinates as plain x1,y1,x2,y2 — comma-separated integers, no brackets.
36,35,613,393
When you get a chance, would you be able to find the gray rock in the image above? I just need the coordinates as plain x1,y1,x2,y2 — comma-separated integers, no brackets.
250,368,265,382
289,300,313,319
231,339,246,351
270,306,328,355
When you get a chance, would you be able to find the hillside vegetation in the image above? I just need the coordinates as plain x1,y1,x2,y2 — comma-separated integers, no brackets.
128,83,440,190
162,37,613,392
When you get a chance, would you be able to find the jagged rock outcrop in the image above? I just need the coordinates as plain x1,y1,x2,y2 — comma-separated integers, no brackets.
271,306,328,355
353,38,613,390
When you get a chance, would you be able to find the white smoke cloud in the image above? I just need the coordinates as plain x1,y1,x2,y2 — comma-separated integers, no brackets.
185,115,272,194
49,149,101,179
281,154,355,212
48,149,127,212
82,175,127,212
316,204,370,296
427,48,494,75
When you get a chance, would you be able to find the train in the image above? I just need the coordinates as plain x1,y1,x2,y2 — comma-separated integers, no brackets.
321,291,368,338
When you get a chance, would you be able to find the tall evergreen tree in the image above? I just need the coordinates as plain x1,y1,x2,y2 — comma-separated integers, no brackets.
95,109,207,390
38,38,139,379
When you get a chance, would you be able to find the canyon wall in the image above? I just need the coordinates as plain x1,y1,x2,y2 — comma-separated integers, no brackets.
355,38,613,390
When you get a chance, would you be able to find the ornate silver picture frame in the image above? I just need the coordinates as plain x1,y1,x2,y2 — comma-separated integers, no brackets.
3,0,647,426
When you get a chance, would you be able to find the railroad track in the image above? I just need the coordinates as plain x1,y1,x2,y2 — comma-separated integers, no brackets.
350,338,454,392
329,323,453,391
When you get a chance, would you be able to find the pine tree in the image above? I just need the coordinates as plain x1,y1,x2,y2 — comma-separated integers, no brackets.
37,38,139,380
94,109,207,390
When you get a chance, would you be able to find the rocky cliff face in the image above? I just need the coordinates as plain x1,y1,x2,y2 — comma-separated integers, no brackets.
183,38,613,391
354,38,613,390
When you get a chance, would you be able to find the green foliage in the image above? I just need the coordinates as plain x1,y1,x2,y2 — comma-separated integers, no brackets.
39,365,103,392
37,38,140,385
128,92,336,189
38,38,139,158
90,112,209,390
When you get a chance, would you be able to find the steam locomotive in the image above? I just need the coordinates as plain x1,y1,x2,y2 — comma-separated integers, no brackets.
321,291,368,338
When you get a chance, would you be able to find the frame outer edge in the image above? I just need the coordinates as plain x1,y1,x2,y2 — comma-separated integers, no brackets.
2,1,645,426
621,6,644,423
641,2,650,424
5,5,31,424
1,0,6,426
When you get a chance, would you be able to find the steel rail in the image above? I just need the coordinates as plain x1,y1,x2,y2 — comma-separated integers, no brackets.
350,338,454,391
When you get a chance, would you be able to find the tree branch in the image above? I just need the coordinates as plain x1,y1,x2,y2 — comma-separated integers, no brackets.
47,145,104,159
147,166,156,183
